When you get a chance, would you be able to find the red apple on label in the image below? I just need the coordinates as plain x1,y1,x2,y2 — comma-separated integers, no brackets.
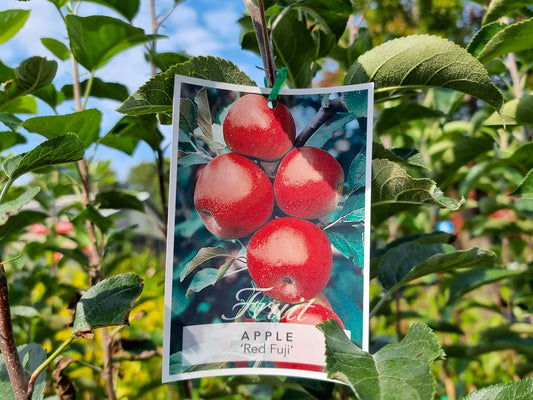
194,153,274,239
246,217,332,304
223,94,296,161
275,302,344,372
274,146,344,219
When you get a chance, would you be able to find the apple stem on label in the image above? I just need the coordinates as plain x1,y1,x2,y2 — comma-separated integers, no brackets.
294,97,348,148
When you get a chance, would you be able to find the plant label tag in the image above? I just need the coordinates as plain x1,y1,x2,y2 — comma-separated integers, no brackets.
163,76,373,382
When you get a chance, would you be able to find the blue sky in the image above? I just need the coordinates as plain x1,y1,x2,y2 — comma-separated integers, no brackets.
0,0,264,180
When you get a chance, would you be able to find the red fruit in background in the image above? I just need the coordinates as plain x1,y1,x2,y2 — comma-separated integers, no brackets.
246,217,332,304
275,302,344,372
55,220,73,234
274,147,344,219
194,153,274,239
31,223,48,235
223,94,296,161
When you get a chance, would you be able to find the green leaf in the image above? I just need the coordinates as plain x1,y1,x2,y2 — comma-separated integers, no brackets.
14,56,58,93
272,11,316,88
375,103,443,135
345,34,503,110
484,95,533,126
0,187,40,225
466,21,507,58
41,37,71,60
381,245,496,293
477,18,533,64
372,142,428,170
100,114,163,153
74,205,114,233
147,50,190,71
66,15,160,71
0,343,46,400
180,246,233,281
0,211,46,242
62,78,129,102
482,0,533,24
0,112,23,131
447,267,533,304
22,109,101,147
0,9,30,45
298,0,353,39
0,95,37,114
464,378,533,400
117,56,255,116
371,159,463,226
83,0,140,21
5,133,84,181
511,169,533,200
319,320,444,400
0,130,26,151
72,273,144,337
33,83,65,111
94,189,145,212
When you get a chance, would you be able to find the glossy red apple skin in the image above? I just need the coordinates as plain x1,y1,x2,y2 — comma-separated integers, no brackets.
194,153,274,239
274,147,344,220
223,94,296,161
246,217,332,304
275,302,344,372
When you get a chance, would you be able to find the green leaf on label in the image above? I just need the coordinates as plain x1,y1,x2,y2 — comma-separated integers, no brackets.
5,133,84,181
319,320,444,400
72,273,144,337
0,187,40,225
511,169,533,200
41,37,71,60
0,9,30,45
345,34,503,110
66,15,160,71
15,56,58,93
22,109,101,147
186,268,219,297
180,246,233,281
477,18,533,64
0,343,46,400
371,159,463,226
464,378,533,400
117,56,255,116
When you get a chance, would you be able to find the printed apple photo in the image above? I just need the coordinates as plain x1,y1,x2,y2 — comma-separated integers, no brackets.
163,75,373,382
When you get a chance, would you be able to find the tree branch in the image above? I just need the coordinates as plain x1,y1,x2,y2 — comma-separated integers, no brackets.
293,96,348,147
0,257,28,400
244,0,277,87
